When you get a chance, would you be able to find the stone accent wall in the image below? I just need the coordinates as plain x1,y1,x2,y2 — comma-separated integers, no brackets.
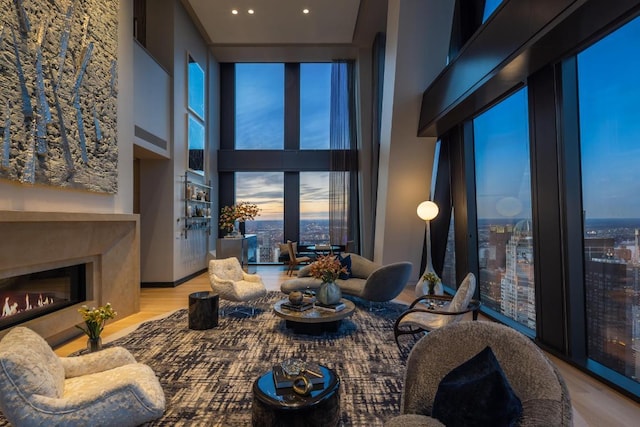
0,0,119,193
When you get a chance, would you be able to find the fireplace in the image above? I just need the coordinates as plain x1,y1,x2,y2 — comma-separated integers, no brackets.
0,264,87,331
0,211,140,344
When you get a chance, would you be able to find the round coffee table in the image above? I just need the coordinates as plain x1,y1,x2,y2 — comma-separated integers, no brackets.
251,365,340,426
273,298,356,334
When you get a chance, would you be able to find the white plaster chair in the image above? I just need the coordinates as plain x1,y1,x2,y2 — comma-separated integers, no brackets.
208,257,267,316
0,326,165,427
394,272,479,349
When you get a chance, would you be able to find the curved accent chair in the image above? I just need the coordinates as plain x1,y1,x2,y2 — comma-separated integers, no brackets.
394,273,479,349
0,326,165,427
209,256,267,315
384,321,573,427
281,253,413,303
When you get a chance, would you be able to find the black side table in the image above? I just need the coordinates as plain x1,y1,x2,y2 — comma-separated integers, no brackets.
188,291,219,330
252,365,340,426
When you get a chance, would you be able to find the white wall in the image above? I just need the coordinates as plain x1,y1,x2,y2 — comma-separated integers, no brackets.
374,0,454,278
133,39,173,283
0,0,134,215
133,42,171,158
172,2,218,281
137,0,217,283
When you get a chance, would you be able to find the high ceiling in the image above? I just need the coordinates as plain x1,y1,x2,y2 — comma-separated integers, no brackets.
182,0,388,62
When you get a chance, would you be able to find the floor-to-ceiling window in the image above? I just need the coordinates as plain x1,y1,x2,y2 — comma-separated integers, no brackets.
430,0,640,400
220,62,350,263
299,64,331,244
473,88,536,331
235,172,284,263
577,16,640,385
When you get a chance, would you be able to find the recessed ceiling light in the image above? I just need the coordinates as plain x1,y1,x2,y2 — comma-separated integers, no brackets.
231,9,238,15
303,8,310,14
248,9,254,14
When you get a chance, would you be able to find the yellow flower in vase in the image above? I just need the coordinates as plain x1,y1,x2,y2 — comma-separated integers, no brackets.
76,303,117,352
422,272,441,295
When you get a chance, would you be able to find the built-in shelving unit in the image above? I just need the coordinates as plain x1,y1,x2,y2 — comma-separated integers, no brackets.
182,171,211,239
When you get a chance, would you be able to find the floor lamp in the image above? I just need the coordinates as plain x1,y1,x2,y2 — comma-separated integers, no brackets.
415,200,441,297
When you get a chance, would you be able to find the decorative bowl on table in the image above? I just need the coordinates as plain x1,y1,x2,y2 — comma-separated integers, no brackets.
288,291,304,306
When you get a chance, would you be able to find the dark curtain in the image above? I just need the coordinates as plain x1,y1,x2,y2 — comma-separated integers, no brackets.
368,32,385,256
329,61,358,250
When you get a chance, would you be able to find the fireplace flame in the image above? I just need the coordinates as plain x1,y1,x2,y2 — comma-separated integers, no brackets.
2,294,54,318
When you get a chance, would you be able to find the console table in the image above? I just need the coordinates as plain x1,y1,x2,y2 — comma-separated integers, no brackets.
216,234,257,273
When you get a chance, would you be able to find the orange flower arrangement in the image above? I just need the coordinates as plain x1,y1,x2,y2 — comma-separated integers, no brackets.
219,201,261,232
309,255,347,284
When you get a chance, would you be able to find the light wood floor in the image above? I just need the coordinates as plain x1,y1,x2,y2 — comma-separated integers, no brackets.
54,265,640,426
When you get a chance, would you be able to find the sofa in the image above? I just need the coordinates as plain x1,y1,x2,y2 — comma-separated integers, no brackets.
0,326,165,427
281,253,413,302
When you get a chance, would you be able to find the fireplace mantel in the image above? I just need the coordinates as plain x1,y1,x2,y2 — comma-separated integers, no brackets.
0,211,140,344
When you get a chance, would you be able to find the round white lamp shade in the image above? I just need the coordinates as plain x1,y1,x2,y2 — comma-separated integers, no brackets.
417,201,439,221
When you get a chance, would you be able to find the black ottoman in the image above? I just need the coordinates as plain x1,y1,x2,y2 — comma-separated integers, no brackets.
188,291,219,330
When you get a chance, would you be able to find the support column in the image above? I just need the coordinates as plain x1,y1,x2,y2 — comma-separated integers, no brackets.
374,0,454,280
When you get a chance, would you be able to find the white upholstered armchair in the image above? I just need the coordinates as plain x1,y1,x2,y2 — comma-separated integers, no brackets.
0,326,165,427
208,257,267,315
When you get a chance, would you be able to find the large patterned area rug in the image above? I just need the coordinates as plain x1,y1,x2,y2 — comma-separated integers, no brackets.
0,292,411,426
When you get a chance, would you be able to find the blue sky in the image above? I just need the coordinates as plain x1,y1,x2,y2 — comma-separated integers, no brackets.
300,64,331,149
188,61,205,119
483,0,503,22
232,14,640,222
578,15,640,218
234,64,332,219
474,15,640,220
235,63,330,150
473,88,532,220
235,63,284,149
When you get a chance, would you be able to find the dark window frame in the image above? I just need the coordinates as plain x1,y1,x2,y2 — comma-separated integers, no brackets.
429,0,640,401
218,63,355,245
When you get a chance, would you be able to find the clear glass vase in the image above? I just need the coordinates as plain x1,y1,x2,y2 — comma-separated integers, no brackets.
87,336,102,353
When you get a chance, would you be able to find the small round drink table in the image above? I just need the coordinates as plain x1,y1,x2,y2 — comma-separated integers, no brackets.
188,291,219,330
251,365,340,426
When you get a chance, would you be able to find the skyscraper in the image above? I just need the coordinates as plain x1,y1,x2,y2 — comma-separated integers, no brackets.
584,237,634,379
500,220,535,329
